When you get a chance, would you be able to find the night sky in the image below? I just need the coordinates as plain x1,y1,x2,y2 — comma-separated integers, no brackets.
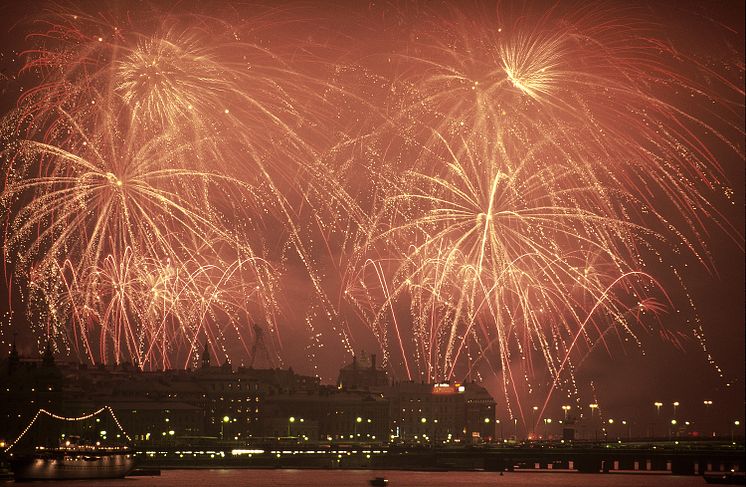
0,1,743,431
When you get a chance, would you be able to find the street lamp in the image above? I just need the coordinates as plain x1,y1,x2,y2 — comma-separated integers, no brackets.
531,406,538,439
621,420,631,441
562,405,571,421
589,404,599,441
672,401,680,418
703,400,714,437
418,417,427,443
288,416,296,436
652,402,663,439
221,415,230,439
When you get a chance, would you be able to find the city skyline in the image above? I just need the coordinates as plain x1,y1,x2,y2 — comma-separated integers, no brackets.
1,346,739,444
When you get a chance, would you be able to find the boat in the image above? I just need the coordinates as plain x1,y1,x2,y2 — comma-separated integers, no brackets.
369,477,389,486
10,450,135,481
703,471,746,485
10,436,135,481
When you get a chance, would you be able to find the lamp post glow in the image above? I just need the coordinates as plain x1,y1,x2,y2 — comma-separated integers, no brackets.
703,400,713,437
416,417,426,443
589,404,599,441
562,405,571,421
622,420,630,440
653,402,663,439
288,416,296,437
672,401,680,418
531,406,538,439
221,415,230,439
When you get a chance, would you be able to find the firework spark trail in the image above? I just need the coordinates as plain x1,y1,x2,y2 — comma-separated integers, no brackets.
52,245,274,370
1,6,320,368
344,3,743,419
388,4,742,239
2,118,278,367
531,271,672,431
357,131,672,370
0,2,742,415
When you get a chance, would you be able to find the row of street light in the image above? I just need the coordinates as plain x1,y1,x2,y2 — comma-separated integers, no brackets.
654,400,680,416
216,400,739,443
513,399,741,441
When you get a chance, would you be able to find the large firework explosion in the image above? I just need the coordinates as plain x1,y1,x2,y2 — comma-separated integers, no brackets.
1,2,743,426
343,3,743,421
0,4,331,369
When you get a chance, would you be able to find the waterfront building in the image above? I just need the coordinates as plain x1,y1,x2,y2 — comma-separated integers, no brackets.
1,346,497,447
262,387,389,441
387,381,495,444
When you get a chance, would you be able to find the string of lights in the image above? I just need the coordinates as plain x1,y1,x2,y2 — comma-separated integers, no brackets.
4,406,132,453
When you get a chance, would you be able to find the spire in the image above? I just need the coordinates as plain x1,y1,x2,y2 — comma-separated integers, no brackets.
201,341,211,368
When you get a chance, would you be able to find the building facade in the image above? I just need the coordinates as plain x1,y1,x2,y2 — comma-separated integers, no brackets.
1,347,497,447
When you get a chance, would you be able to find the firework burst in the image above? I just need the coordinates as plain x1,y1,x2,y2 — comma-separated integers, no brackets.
0,2,742,417
1,6,319,368
344,3,743,420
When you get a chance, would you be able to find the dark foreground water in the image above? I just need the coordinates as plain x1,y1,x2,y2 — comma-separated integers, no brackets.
13,469,709,486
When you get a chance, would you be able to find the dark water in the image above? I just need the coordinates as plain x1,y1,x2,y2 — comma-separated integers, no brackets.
13,469,709,486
